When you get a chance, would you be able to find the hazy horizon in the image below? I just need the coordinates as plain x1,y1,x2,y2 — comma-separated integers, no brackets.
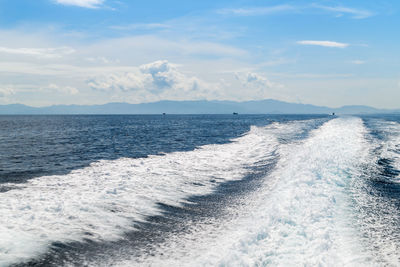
0,98,395,110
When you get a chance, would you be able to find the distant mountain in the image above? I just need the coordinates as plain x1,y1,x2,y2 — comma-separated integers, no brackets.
0,100,398,115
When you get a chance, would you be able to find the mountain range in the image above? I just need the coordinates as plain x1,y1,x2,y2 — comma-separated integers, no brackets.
0,100,398,115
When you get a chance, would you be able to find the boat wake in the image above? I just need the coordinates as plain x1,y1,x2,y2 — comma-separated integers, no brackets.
1,116,400,266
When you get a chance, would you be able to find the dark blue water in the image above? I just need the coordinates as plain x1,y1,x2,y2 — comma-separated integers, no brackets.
0,114,327,184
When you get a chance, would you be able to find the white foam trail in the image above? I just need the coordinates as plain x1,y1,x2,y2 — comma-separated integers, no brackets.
0,119,316,266
117,117,376,266
348,118,400,264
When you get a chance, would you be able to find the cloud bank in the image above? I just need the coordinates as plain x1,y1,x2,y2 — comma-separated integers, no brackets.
86,60,284,103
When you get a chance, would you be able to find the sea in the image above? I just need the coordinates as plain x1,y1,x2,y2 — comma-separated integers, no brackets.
0,114,399,266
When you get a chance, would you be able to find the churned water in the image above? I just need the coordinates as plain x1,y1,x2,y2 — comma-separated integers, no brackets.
0,114,399,266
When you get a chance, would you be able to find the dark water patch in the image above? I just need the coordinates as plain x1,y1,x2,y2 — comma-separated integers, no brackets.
377,158,400,180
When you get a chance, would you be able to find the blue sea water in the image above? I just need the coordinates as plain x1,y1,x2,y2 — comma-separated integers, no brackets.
0,114,399,266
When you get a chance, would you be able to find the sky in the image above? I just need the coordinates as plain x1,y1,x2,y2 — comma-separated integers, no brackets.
0,0,399,108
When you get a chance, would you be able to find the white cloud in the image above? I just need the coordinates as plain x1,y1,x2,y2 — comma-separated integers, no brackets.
217,5,295,16
0,46,75,58
312,5,373,19
350,60,366,65
55,0,104,8
110,23,171,31
297,40,349,48
88,72,148,92
0,87,16,98
233,72,285,100
87,64,287,103
217,4,373,19
235,72,282,89
87,60,204,101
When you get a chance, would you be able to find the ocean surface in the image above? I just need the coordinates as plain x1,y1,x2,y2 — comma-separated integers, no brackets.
0,114,400,266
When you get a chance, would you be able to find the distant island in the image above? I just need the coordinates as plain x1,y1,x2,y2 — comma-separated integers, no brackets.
0,99,398,115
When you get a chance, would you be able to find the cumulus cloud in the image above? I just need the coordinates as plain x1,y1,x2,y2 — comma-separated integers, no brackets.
87,60,203,100
297,40,349,48
0,46,75,58
55,0,104,8
139,60,198,92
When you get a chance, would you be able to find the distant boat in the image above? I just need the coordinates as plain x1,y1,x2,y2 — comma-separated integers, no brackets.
233,112,238,115
162,113,166,115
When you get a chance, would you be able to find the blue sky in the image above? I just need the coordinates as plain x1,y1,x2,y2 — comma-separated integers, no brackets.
0,0,399,108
